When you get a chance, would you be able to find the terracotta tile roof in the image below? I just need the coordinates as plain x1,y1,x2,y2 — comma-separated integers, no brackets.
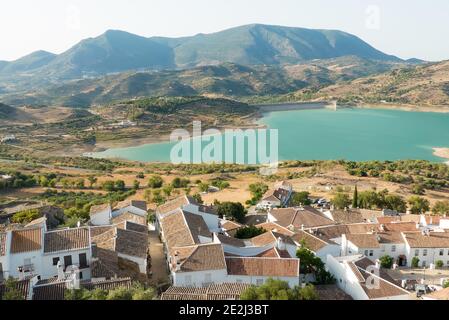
376,231,405,244
250,231,277,247
345,233,380,248
173,243,226,273
184,211,211,239
349,257,409,299
160,209,195,248
225,257,300,277
377,216,400,224
331,210,365,224
270,206,334,229
255,222,294,236
90,226,114,238
25,217,47,229
221,220,242,231
347,223,378,234
112,211,147,226
32,278,132,300
292,230,329,252
381,222,417,232
90,203,111,216
0,232,6,256
157,195,192,215
256,247,280,257
216,234,247,247
115,228,148,258
315,285,353,300
115,200,147,211
10,227,42,253
262,188,290,202
116,220,148,234
0,278,30,300
44,227,90,253
161,283,251,300
403,231,449,248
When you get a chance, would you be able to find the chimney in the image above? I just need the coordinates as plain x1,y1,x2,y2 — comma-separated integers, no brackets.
173,251,181,272
57,260,65,280
277,237,286,250
380,224,385,231
17,266,24,280
375,260,380,269
301,224,305,231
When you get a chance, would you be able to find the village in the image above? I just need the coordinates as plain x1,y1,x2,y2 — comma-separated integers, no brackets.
1,176,449,301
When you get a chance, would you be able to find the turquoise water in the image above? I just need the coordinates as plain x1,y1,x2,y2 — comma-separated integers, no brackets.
91,108,449,163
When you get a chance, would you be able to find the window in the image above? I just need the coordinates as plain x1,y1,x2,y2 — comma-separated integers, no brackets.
440,249,444,256
369,250,374,257
256,279,264,286
79,253,87,268
423,249,428,257
415,249,419,257
79,272,83,280
63,255,72,269
364,250,369,256
392,245,396,252
52,257,60,266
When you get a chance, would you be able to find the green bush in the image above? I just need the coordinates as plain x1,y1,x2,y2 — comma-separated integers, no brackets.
379,255,394,269
235,226,266,239
11,209,40,224
436,260,444,269
411,257,420,268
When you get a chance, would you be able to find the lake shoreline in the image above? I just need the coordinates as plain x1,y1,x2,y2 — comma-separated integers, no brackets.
86,102,449,160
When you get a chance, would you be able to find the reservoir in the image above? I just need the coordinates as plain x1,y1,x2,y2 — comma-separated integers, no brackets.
91,107,449,163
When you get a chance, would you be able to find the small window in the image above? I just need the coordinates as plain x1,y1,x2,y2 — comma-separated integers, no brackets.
79,271,83,280
369,250,374,257
52,257,60,266
364,250,369,256
415,249,419,257
440,249,444,256
63,255,72,269
391,245,396,252
79,253,87,268
423,249,427,257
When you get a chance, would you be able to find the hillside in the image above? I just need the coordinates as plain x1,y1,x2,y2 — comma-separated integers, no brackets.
0,57,403,108
287,60,449,106
0,24,403,86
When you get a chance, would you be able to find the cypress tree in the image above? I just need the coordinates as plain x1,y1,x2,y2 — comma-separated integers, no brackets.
352,185,358,208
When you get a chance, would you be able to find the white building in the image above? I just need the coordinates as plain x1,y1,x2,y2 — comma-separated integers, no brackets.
112,200,147,218
326,255,410,300
402,230,449,268
257,181,293,210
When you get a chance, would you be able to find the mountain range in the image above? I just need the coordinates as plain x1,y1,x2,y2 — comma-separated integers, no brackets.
0,24,405,84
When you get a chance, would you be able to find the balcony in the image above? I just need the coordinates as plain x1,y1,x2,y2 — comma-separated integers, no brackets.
17,264,35,274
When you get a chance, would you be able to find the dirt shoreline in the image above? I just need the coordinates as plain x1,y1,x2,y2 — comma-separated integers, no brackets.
433,148,449,162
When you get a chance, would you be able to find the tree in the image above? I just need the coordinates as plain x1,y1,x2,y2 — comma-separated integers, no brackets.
171,177,190,188
11,209,40,224
114,180,125,191
198,182,210,193
217,202,247,223
88,176,97,188
379,255,394,269
331,193,351,210
290,192,312,206
432,200,449,216
384,194,407,213
151,189,165,205
443,280,449,289
436,260,444,269
235,226,266,239
248,183,269,201
412,183,425,195
408,196,430,215
148,175,163,188
1,278,25,300
102,180,116,192
133,180,140,190
352,185,358,208
411,257,420,268
162,185,173,197
296,247,335,285
191,193,203,204
240,278,318,300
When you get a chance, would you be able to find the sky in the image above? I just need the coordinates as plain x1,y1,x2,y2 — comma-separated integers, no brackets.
0,0,448,62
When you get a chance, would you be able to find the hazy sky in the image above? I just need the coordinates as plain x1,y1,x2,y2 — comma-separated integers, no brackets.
1,0,448,62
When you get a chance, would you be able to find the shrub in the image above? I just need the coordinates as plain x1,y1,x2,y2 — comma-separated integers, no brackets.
436,260,444,269
411,257,420,268
147,175,163,188
11,209,40,224
379,255,394,269
235,226,266,239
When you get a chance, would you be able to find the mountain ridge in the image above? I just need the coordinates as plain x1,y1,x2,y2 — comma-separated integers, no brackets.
0,24,405,83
